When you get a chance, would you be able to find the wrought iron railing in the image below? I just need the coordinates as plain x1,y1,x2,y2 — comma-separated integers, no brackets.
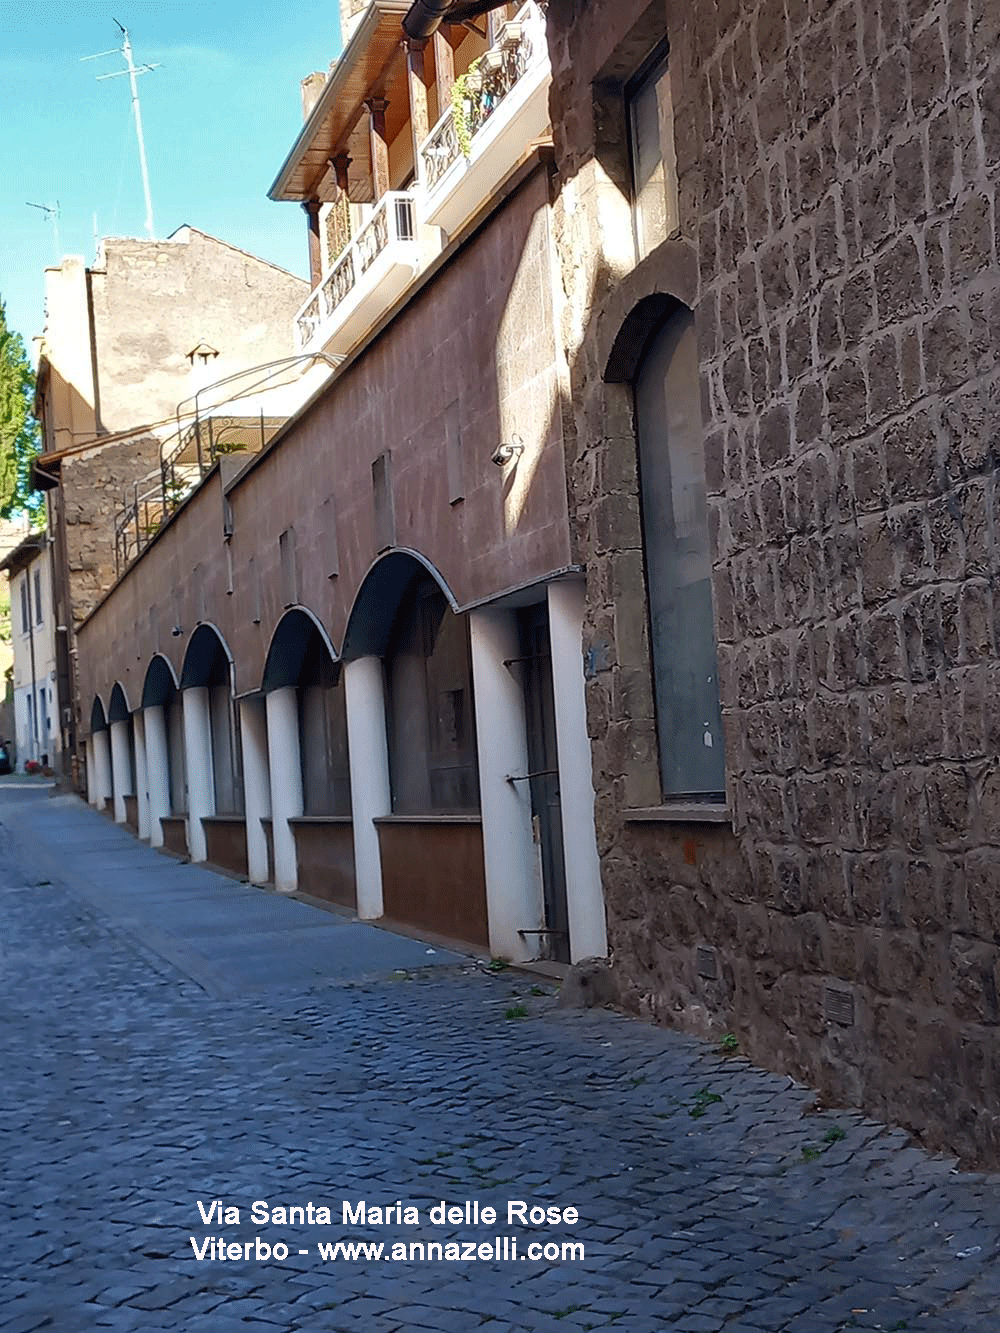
325,195,352,266
420,1,543,187
295,191,417,350
112,355,336,576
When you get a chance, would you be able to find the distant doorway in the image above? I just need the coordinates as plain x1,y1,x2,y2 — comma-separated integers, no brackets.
516,603,569,963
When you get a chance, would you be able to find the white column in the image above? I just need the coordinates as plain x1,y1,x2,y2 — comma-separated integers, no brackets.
469,608,544,963
182,686,215,863
85,736,96,805
144,704,170,848
265,686,303,893
109,719,132,824
93,729,113,812
239,696,271,885
134,713,150,839
548,581,607,961
343,656,390,919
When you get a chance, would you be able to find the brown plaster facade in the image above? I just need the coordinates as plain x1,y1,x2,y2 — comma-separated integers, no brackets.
546,0,1000,1163
75,166,569,705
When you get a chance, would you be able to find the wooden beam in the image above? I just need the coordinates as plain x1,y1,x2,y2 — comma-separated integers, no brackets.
433,29,454,115
366,97,391,200
302,198,322,286
405,39,430,182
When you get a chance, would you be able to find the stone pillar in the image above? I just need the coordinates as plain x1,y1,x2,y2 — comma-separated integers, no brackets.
303,198,322,286
343,656,390,920
547,581,607,962
85,736,96,805
469,608,543,963
93,728,113,812
406,39,430,182
144,705,170,849
134,713,150,839
367,97,391,200
239,696,272,886
265,686,303,893
182,686,215,864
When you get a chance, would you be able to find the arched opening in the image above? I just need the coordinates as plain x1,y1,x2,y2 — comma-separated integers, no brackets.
141,655,186,819
108,682,137,823
263,609,350,816
87,696,112,810
181,625,243,815
342,552,487,947
384,571,479,815
633,303,725,798
90,696,108,734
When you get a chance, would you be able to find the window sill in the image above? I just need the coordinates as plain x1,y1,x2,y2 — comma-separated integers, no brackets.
289,815,353,825
374,814,482,825
624,803,730,825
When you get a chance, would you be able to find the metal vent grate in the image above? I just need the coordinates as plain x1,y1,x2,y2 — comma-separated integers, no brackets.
825,986,855,1026
696,946,718,980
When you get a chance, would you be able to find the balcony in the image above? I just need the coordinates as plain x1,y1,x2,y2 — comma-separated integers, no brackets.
295,191,421,356
418,2,550,239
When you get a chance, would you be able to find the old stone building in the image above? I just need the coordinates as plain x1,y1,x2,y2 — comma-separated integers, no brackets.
545,0,1000,1163
55,0,1000,1163
31,228,309,778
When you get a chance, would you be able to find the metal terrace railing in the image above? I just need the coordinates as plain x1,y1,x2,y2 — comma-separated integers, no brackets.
421,1,543,187
296,191,417,350
112,354,338,576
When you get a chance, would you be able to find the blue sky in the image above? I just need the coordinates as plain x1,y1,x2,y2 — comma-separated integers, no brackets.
1,1,345,345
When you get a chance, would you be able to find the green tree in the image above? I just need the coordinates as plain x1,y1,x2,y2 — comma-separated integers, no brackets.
0,298,42,522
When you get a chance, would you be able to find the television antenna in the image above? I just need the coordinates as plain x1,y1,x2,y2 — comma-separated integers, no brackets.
26,200,61,258
82,20,159,240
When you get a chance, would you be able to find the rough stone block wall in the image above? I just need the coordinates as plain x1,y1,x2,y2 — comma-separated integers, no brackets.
547,0,1000,1162
63,437,161,627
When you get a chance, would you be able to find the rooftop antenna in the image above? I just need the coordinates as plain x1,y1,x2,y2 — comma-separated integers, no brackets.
26,201,61,259
82,20,159,240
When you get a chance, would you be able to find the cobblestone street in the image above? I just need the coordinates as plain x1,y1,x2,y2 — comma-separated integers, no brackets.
1,784,998,1332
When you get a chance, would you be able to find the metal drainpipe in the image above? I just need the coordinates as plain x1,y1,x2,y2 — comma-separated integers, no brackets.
403,0,457,40
25,563,39,765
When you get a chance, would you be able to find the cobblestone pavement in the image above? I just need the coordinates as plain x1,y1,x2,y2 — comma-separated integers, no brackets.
2,785,999,1332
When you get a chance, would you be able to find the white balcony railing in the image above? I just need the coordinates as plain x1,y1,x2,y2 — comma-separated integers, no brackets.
295,191,420,355
418,1,550,236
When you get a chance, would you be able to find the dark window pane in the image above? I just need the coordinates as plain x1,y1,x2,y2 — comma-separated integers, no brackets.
628,52,677,260
636,306,725,796
298,633,351,816
386,576,479,814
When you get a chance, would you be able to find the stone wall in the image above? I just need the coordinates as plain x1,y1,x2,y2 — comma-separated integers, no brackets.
547,0,1000,1162
62,436,161,626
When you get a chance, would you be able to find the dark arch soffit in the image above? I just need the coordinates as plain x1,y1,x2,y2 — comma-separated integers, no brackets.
604,293,686,384
140,655,179,709
90,696,108,733
108,682,131,725
181,623,234,690
261,608,337,693
341,550,458,662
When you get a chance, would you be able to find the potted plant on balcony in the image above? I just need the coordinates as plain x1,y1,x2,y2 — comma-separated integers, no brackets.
451,58,483,157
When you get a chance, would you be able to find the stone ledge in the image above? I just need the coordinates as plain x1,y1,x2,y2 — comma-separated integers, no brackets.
624,803,731,824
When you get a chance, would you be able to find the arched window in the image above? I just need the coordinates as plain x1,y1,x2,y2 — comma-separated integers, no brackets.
385,574,479,815
182,627,243,815
298,632,351,817
635,304,725,798
261,609,351,817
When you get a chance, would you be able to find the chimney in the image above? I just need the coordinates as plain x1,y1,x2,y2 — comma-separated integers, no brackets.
301,71,326,121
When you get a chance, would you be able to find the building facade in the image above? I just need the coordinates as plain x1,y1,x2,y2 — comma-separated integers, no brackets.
72,0,607,968
1,533,58,771
32,228,309,780
545,0,1000,1163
